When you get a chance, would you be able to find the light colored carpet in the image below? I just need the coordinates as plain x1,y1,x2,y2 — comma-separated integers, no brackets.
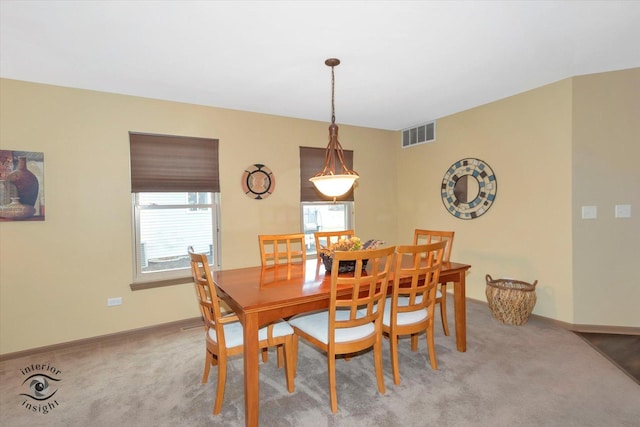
1,299,638,426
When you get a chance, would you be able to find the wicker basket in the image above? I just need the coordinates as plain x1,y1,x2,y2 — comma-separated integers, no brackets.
485,274,537,325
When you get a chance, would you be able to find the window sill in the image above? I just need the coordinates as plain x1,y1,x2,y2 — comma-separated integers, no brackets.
130,276,192,291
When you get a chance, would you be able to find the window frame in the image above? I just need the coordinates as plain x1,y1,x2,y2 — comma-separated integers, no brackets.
130,192,221,289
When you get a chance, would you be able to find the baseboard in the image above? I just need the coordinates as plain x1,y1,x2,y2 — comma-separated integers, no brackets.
0,317,203,362
567,324,640,335
466,297,640,335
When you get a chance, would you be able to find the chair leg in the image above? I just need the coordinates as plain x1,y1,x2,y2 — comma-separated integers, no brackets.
261,347,269,363
213,353,227,415
202,349,213,383
425,324,438,370
439,284,450,336
410,333,419,352
277,344,285,368
328,351,338,414
374,332,386,393
390,333,401,385
292,334,299,377
283,335,297,393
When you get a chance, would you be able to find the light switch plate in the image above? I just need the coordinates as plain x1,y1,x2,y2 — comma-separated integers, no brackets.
581,205,597,219
615,204,631,218
107,297,122,306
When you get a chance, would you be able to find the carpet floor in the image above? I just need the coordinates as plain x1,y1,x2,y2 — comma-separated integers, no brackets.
1,299,638,426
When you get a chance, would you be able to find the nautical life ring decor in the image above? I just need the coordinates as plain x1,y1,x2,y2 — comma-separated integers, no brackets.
441,158,497,219
242,164,275,199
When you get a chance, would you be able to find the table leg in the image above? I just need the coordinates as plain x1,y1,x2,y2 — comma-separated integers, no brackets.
453,273,467,352
243,313,260,427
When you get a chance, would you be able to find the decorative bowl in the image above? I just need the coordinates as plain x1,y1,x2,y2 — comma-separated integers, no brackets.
320,253,368,273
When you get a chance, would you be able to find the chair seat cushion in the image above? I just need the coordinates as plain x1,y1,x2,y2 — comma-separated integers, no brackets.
381,296,429,327
289,310,374,345
208,319,294,348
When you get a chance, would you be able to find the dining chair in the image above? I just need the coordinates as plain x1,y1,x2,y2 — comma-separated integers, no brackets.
313,229,355,260
383,241,446,385
188,248,297,415
288,245,396,413
413,229,455,336
258,233,306,363
258,233,307,266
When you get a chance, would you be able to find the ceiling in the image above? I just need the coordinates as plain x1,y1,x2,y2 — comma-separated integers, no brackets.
1,1,639,131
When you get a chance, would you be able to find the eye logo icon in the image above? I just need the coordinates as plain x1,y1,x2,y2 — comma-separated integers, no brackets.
21,374,60,401
19,363,62,414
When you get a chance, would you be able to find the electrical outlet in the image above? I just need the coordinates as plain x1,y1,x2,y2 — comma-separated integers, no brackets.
107,297,122,307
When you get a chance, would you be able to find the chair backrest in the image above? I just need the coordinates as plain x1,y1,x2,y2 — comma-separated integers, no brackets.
413,229,455,262
329,245,396,337
314,230,355,260
189,248,227,347
390,241,446,322
258,233,307,266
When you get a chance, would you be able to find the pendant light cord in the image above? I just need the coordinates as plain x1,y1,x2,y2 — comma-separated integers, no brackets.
331,65,336,125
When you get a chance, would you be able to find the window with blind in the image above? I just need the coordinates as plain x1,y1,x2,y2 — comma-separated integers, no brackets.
129,132,220,288
299,146,354,256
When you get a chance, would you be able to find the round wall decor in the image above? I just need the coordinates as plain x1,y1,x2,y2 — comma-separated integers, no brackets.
242,164,275,199
441,158,497,219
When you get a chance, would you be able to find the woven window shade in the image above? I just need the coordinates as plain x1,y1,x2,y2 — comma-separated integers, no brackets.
130,132,220,192
299,146,354,202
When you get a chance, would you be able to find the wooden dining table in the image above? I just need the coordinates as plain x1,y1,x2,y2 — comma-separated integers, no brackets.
212,257,471,427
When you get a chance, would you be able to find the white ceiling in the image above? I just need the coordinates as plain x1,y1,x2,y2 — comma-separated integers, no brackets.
2,1,639,131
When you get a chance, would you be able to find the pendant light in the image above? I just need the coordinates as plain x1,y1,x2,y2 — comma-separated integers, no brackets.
309,58,359,198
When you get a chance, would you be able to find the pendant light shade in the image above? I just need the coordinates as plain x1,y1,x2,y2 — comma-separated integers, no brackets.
309,58,359,198
309,173,358,198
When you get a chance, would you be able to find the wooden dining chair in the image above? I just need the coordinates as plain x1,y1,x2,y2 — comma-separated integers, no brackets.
189,248,297,415
313,229,355,260
258,233,306,363
413,229,455,336
383,241,446,384
258,233,306,266
288,245,395,413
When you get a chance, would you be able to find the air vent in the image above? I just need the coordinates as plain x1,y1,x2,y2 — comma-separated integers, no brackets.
401,121,436,148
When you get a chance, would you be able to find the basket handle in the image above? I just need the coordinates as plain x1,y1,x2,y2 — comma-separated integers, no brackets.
486,274,538,288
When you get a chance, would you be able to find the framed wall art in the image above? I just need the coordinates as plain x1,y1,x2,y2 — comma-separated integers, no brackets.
0,150,45,221
441,157,496,220
242,164,275,200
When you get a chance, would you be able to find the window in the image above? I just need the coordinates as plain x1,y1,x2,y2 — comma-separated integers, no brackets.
129,132,220,287
301,202,353,255
133,192,219,283
299,146,355,256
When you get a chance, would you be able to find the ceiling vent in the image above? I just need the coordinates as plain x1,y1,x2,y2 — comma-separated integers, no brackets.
401,121,436,148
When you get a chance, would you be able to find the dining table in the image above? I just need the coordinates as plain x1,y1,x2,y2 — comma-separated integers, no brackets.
212,256,471,427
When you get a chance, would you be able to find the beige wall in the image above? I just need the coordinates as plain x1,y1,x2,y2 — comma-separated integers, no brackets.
1,68,638,355
395,78,575,321
394,67,639,328
572,68,640,326
0,79,396,354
